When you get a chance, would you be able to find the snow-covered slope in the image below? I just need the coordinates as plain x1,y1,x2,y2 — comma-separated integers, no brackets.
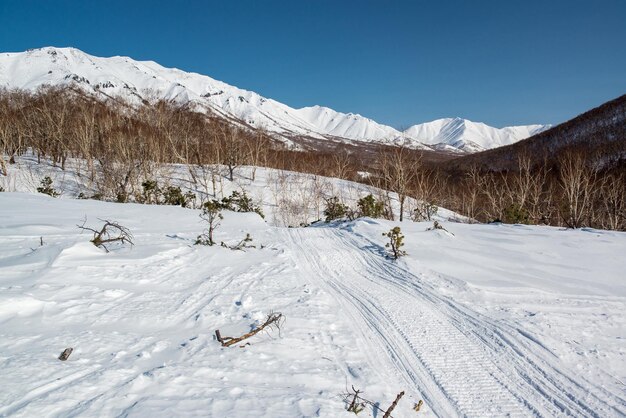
1,151,625,416
0,47,548,152
1,192,624,417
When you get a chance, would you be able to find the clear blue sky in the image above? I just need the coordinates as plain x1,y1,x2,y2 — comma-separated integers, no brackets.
1,0,625,128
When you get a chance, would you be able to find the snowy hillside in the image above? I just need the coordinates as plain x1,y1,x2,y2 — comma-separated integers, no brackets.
1,190,624,417
1,151,625,416
0,47,548,152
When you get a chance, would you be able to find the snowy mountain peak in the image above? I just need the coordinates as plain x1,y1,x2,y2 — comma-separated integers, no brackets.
403,117,549,152
0,47,549,152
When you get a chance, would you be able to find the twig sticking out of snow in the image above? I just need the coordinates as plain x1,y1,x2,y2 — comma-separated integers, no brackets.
426,220,454,236
342,386,412,417
414,400,424,412
346,386,365,414
215,312,284,347
220,233,256,251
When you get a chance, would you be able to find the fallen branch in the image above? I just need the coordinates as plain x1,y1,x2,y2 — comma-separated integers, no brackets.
77,218,134,252
215,312,284,347
220,233,256,251
383,391,404,418
426,220,454,236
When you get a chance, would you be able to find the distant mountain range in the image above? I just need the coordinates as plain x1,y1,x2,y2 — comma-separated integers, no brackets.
0,47,549,153
449,93,626,171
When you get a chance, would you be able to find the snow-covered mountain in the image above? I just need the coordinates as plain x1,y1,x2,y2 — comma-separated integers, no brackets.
0,47,549,152
404,117,548,153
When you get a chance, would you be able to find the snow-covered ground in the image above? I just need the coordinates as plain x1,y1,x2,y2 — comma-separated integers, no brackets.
1,189,625,417
0,153,462,228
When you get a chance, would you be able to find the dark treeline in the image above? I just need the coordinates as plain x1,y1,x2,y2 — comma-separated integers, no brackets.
0,86,624,230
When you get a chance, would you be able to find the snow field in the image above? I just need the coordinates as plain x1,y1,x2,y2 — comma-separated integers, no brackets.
0,194,402,416
0,158,625,417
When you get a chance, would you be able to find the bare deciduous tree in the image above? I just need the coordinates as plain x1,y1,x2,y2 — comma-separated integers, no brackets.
379,146,420,221
558,151,596,228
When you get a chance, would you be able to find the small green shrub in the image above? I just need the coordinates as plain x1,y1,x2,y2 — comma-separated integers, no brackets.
163,186,195,207
195,200,224,246
37,176,59,197
141,179,161,203
221,191,264,218
357,194,385,218
116,191,128,203
77,192,103,200
324,196,349,222
383,226,407,259
503,204,530,224
140,180,195,207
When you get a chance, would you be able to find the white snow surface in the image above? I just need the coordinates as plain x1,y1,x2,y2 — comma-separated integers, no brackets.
1,160,625,417
0,47,549,152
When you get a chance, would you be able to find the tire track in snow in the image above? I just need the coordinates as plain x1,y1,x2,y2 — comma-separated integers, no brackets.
283,227,624,417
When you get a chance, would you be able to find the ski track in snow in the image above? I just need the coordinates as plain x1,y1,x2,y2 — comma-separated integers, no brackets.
283,227,625,417
1,193,625,417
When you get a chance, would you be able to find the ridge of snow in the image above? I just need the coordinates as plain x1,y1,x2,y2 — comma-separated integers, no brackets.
0,47,549,152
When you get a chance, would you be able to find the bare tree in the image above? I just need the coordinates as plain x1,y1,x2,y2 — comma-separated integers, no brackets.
247,128,270,181
461,165,483,222
598,172,626,230
558,151,596,228
379,146,419,221
332,149,352,180
220,125,249,181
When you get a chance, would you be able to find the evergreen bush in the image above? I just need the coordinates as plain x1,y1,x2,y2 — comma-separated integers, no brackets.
503,204,530,224
37,176,59,197
383,226,407,259
357,194,385,218
324,196,349,222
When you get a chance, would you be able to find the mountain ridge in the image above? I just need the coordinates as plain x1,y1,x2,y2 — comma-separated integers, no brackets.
0,46,549,152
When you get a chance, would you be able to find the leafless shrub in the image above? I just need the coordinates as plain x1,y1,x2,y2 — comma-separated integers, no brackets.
77,218,134,252
426,220,454,235
221,233,256,251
